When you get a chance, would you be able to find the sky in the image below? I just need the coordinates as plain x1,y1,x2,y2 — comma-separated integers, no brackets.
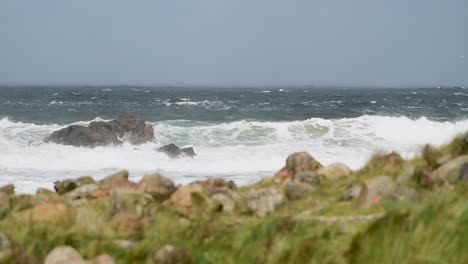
0,0,467,87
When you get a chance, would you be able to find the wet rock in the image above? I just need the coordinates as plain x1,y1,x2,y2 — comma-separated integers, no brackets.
111,188,155,217
285,152,323,177
153,245,192,264
341,184,362,201
44,246,85,264
137,174,176,202
460,163,468,181
429,155,468,185
247,187,284,217
0,184,14,195
0,192,9,216
45,112,154,147
356,176,398,209
285,181,316,200
317,163,352,182
45,124,121,147
157,143,196,158
111,112,154,145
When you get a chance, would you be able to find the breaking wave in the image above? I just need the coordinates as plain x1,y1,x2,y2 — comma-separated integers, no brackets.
1,115,467,193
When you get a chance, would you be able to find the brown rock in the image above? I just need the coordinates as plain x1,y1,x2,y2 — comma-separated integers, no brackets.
110,188,155,217
0,184,14,195
356,176,398,209
137,174,176,202
247,187,284,217
44,246,85,264
153,245,192,264
274,167,294,181
383,152,404,171
296,171,320,186
88,254,115,264
284,181,316,200
429,155,468,185
99,170,129,187
285,152,323,177
316,163,352,182
28,203,72,224
169,184,211,219
112,212,145,235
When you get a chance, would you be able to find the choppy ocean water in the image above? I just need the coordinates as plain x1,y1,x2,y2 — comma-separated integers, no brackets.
1,86,467,193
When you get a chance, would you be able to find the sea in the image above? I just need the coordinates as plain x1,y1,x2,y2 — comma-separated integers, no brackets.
1,86,468,193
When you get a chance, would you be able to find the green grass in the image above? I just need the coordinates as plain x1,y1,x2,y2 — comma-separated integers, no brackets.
1,132,467,263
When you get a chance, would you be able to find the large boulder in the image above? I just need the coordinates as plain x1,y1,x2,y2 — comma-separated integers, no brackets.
247,187,284,217
169,179,237,218
356,176,398,209
284,181,316,200
282,152,323,180
137,174,176,202
153,245,192,264
45,112,154,147
16,203,73,225
429,155,468,185
157,143,196,158
110,188,156,217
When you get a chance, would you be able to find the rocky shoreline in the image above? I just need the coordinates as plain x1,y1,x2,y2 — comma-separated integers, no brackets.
1,132,467,263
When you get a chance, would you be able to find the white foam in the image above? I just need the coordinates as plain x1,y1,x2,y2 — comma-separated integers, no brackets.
0,115,467,193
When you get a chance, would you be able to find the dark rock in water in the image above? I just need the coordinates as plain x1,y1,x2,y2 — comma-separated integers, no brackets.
45,112,154,147
157,143,196,158
459,163,468,181
54,179,78,195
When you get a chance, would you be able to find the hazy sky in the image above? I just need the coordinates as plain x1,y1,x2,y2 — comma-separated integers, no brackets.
1,0,467,86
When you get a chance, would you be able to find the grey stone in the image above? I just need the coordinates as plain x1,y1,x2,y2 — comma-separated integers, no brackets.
247,187,283,217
